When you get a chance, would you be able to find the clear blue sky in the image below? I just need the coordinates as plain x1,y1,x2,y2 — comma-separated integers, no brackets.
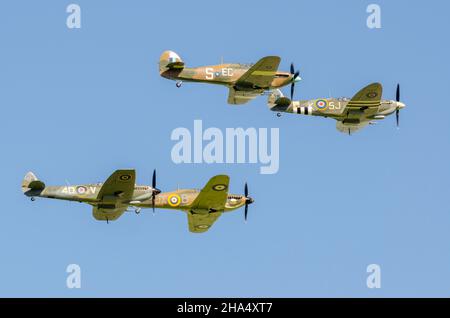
1,0,450,297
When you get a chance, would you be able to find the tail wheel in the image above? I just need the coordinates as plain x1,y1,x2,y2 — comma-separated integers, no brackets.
176,81,182,88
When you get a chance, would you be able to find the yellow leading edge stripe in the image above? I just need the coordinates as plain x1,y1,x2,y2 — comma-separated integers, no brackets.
252,71,276,76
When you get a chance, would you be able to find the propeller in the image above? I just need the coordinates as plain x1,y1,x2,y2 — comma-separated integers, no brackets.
290,63,301,100
396,84,400,128
151,169,161,213
244,182,254,222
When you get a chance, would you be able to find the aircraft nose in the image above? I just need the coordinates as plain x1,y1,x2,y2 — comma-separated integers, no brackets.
398,102,406,109
294,76,302,83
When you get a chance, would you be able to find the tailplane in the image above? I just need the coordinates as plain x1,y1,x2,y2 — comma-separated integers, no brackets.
268,89,291,112
22,172,45,194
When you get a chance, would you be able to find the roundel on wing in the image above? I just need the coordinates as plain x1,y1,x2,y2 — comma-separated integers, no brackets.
119,174,131,181
212,184,228,191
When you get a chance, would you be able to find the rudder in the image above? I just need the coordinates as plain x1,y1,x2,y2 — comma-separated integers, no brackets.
159,50,184,74
21,172,45,193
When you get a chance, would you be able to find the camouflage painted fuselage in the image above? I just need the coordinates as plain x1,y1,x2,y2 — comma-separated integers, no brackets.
276,98,403,121
268,83,406,133
26,184,247,213
161,64,293,90
23,171,251,233
134,189,247,213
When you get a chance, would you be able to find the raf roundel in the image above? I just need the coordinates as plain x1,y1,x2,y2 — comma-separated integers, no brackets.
367,92,378,98
212,184,228,192
76,186,87,195
316,99,328,110
167,194,181,207
119,174,131,181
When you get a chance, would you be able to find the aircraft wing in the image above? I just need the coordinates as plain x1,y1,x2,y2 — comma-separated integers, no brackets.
344,83,383,110
187,212,222,233
185,175,229,233
227,87,263,105
336,120,370,134
92,206,128,221
96,169,136,201
190,175,230,212
92,169,136,221
336,83,383,134
235,56,281,89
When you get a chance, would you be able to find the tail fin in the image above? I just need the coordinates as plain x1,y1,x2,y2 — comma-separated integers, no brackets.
159,50,184,74
268,89,291,111
21,172,45,194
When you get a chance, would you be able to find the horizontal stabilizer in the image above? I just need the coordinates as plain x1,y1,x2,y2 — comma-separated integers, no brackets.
166,61,185,69
22,171,45,193
159,50,185,73
268,89,291,111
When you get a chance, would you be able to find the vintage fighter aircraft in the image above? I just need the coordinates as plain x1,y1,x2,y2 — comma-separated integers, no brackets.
267,83,406,134
21,170,254,233
159,50,301,105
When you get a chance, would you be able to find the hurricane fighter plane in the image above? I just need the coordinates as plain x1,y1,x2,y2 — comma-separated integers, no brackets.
159,50,301,105
21,170,254,233
267,83,406,134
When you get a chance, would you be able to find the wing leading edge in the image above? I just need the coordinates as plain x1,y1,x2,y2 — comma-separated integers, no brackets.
346,82,383,109
228,56,281,105
235,56,281,88
336,83,383,134
187,175,230,233
92,169,136,221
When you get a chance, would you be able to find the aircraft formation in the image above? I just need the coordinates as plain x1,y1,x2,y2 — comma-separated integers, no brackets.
22,170,253,233
23,50,406,232
159,50,405,134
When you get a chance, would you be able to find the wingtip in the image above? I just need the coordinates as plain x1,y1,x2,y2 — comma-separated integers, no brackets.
215,174,230,179
262,55,281,61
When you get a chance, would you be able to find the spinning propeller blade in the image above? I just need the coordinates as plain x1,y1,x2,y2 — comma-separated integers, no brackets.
396,84,401,128
290,63,301,100
151,169,161,214
244,182,254,222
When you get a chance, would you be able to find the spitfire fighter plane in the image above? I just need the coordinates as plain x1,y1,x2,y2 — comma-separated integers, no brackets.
268,83,406,134
159,50,301,105
21,170,254,233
